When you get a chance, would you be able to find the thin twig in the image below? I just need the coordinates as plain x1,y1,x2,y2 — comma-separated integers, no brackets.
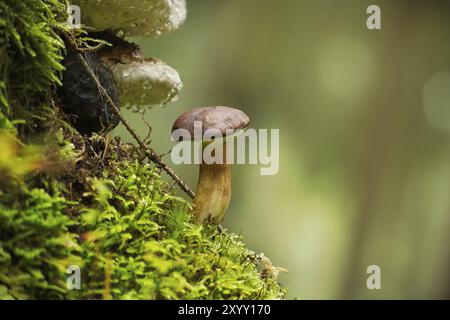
76,52,195,198
141,112,153,144
159,148,173,159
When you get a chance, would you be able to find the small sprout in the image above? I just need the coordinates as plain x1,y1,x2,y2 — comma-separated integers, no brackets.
259,254,288,280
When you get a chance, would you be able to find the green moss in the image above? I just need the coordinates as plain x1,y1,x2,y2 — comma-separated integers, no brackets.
0,152,286,299
0,186,80,299
0,0,66,114
0,0,287,300
76,159,285,299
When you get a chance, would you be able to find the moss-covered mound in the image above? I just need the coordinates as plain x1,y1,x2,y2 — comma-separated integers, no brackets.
0,0,286,299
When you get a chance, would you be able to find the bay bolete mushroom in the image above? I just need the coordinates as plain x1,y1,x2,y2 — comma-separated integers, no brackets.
172,106,250,224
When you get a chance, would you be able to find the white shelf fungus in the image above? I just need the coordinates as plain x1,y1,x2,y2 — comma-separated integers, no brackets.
73,0,187,37
99,47,182,110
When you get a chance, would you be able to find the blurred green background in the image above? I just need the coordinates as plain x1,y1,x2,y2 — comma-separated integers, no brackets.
113,0,450,299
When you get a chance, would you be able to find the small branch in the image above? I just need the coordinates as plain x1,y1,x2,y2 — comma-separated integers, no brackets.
76,52,195,199
140,112,153,144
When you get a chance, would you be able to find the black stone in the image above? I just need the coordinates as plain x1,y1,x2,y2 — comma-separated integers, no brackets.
59,50,120,134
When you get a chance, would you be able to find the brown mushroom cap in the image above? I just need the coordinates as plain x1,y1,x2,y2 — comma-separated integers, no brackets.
172,106,249,140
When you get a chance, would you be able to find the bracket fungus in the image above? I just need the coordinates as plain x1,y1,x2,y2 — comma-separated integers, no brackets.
60,32,182,133
172,106,250,224
72,0,187,37
98,40,182,111
60,0,185,133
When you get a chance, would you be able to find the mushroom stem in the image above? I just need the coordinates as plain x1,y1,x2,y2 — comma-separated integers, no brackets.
194,162,231,224
194,142,231,224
